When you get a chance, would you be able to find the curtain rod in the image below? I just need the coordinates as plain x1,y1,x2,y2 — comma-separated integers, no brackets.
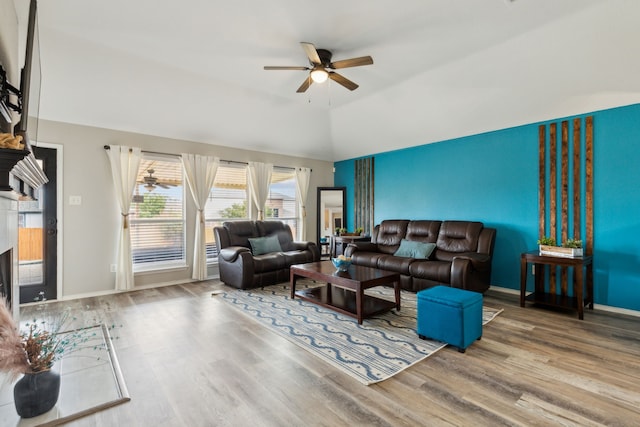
103,145,310,171
103,145,168,158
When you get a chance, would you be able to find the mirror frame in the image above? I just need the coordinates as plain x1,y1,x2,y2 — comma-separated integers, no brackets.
317,187,346,247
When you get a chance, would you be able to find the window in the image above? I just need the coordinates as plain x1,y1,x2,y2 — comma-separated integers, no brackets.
204,164,250,260
265,168,298,238
204,164,299,261
129,154,185,271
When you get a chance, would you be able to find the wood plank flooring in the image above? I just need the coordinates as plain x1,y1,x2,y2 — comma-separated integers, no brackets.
18,281,640,426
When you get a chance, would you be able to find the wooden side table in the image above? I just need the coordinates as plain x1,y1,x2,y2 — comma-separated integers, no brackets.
319,241,330,259
520,251,593,320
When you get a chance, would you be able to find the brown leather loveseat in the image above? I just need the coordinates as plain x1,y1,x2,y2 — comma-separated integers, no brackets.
344,220,496,293
214,220,320,289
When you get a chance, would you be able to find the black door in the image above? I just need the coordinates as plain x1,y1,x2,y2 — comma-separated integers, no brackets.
19,146,57,303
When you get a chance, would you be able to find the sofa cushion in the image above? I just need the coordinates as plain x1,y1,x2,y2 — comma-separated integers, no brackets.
249,235,282,255
377,254,414,275
405,220,441,244
223,221,260,247
435,221,483,259
256,220,295,250
350,251,385,268
409,259,452,283
373,220,410,254
252,252,286,273
282,250,315,265
394,239,436,259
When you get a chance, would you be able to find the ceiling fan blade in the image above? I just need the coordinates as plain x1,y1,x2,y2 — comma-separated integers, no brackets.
296,76,313,93
300,42,321,65
329,72,359,91
330,56,374,69
157,183,170,189
263,66,309,71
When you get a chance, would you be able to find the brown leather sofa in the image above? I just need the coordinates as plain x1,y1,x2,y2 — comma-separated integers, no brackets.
214,220,320,289
344,220,496,293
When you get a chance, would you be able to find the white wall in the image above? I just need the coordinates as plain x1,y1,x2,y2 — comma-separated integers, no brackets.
0,0,20,131
36,119,334,299
0,1,18,78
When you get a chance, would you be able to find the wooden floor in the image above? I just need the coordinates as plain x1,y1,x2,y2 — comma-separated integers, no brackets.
19,281,640,427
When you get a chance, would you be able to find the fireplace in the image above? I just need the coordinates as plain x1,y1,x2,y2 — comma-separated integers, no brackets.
0,193,19,318
0,248,12,304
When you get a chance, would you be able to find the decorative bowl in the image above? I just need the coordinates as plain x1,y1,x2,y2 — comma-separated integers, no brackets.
332,257,351,272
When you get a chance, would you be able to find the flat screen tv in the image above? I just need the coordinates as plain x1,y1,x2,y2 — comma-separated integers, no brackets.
17,0,41,140
12,0,48,193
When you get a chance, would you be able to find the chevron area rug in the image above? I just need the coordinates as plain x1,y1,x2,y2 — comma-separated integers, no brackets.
221,283,503,385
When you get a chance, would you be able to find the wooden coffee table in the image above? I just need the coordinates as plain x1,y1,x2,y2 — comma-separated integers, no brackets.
290,261,401,324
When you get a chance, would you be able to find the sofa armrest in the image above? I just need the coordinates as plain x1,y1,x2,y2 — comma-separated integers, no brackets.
454,252,491,270
218,246,257,289
344,242,378,257
220,246,251,263
289,241,321,261
289,241,312,251
450,253,492,292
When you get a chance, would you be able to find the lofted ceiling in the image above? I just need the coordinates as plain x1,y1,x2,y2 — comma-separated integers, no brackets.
19,0,640,161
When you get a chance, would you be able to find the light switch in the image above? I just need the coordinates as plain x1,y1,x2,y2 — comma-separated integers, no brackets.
69,196,82,206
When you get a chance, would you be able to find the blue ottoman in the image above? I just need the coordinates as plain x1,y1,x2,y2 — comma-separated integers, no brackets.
416,286,483,353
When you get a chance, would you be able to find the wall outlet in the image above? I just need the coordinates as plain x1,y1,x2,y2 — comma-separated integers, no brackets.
110,264,117,273
69,196,82,205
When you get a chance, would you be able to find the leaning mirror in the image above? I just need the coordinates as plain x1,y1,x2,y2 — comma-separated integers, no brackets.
317,187,346,258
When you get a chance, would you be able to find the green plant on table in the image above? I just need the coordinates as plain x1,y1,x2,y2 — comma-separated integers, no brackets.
562,238,583,248
537,236,557,246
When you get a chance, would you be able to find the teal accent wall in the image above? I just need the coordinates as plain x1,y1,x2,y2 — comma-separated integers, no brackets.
334,103,640,312
334,159,355,231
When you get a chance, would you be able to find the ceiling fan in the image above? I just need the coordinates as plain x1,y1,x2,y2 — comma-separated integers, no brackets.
143,169,175,191
264,42,373,93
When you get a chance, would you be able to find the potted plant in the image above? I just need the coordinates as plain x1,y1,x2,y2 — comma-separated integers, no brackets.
355,227,364,236
538,236,584,258
0,298,111,418
562,238,584,257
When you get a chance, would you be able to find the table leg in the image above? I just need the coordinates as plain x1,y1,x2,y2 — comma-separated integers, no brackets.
534,264,544,295
575,265,584,320
587,263,594,309
520,256,527,307
356,285,363,325
290,272,297,299
394,281,401,311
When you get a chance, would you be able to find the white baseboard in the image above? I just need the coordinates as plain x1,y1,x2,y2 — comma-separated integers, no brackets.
58,277,203,302
490,285,640,318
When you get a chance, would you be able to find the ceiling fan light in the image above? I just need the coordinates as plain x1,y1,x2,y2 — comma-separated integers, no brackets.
310,68,328,83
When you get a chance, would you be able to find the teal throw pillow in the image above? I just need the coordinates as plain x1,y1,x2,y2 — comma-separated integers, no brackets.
394,239,436,259
248,235,283,256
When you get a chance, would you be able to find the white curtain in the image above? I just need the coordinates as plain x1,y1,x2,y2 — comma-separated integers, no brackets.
106,145,142,291
247,162,273,220
181,154,219,280
295,167,311,240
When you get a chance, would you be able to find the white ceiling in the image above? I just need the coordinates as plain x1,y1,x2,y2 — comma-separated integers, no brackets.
23,0,640,161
